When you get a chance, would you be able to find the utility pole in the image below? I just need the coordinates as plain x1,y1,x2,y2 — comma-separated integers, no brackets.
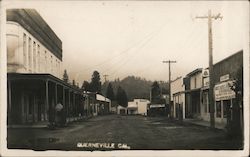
163,60,177,117
196,10,222,128
103,74,109,113
103,74,109,83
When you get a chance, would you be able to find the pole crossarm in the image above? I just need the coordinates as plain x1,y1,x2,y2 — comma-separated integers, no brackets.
196,13,223,20
162,60,177,64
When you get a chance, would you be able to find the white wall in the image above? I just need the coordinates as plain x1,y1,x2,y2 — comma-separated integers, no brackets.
170,77,185,101
173,93,185,119
190,72,202,89
7,21,62,79
134,99,149,116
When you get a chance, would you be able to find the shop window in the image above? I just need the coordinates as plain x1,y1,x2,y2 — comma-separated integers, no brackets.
216,101,221,117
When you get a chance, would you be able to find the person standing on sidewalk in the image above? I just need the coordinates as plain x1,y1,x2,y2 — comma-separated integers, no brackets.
55,102,63,127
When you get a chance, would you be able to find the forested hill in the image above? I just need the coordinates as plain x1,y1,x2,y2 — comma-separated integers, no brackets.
102,76,168,101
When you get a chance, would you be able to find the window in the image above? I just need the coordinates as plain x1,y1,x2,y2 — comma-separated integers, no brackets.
44,51,47,71
28,38,32,71
23,33,27,67
37,45,40,72
216,101,221,118
51,55,53,73
194,77,197,89
33,41,36,72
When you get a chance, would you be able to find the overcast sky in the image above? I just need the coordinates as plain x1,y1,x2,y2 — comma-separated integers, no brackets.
4,1,249,84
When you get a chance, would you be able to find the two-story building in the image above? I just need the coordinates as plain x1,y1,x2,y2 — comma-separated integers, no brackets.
127,99,150,116
7,9,83,126
184,68,203,119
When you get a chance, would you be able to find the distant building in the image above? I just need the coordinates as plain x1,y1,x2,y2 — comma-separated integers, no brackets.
116,99,150,116
127,99,150,116
117,105,127,115
96,94,111,115
83,92,111,116
127,101,138,115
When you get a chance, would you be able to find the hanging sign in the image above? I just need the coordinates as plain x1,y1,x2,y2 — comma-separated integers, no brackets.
214,80,235,101
220,74,230,82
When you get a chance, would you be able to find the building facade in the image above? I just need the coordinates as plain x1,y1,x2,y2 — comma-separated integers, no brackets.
7,9,62,78
170,77,185,119
184,68,203,119
200,68,210,121
127,99,150,116
179,50,243,129
201,50,243,128
7,9,83,125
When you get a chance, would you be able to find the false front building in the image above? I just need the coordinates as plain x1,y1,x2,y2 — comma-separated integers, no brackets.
7,9,83,125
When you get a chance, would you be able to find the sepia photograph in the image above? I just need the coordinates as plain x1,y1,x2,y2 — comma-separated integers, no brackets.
0,0,249,156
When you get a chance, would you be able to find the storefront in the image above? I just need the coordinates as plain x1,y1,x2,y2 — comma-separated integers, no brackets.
214,79,236,127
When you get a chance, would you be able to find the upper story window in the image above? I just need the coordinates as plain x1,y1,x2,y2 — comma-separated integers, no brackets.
37,44,40,72
23,33,27,67
28,37,32,71
194,77,197,89
33,41,36,72
44,50,47,72
51,55,53,72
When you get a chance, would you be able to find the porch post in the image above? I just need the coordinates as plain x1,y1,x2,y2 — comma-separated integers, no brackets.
63,86,65,108
8,80,12,124
68,90,71,118
45,80,49,121
73,92,76,116
55,83,58,105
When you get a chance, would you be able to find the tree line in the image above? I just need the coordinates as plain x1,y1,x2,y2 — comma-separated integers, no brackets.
80,70,169,107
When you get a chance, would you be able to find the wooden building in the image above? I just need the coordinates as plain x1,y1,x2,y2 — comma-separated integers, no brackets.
7,9,83,126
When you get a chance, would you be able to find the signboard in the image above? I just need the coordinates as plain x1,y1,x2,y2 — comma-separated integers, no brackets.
203,77,209,87
220,74,230,82
202,69,209,77
150,104,165,108
214,80,235,101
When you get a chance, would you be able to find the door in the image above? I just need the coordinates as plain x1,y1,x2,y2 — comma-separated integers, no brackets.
223,100,231,125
